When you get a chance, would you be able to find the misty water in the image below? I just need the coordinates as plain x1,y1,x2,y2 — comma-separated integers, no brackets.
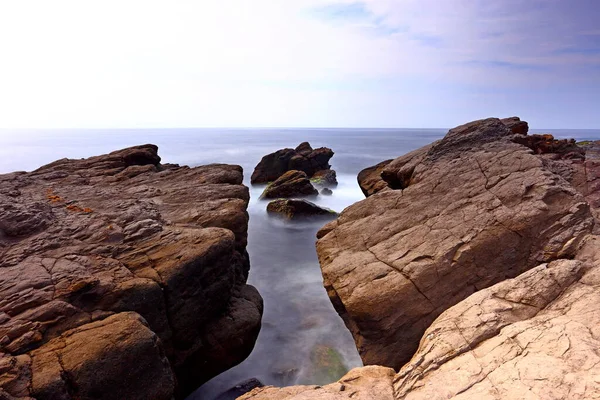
2,127,599,399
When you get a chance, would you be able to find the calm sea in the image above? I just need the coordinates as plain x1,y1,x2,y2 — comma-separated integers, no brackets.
1,127,598,399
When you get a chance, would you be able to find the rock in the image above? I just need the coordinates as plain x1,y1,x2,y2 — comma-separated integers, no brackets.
311,169,338,188
251,143,334,184
260,170,318,199
321,188,333,196
214,378,264,400
512,133,584,159
267,199,337,220
242,254,600,399
500,116,529,135
316,117,594,369
357,159,393,197
0,145,263,399
392,258,600,399
239,366,396,400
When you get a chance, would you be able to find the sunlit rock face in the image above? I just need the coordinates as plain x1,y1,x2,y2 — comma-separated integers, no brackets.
0,144,262,399
242,117,600,399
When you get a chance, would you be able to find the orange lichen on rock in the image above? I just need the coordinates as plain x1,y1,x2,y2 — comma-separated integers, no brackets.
65,204,93,213
46,188,64,203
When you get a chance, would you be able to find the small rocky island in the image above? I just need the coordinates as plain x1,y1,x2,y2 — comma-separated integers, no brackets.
0,145,262,399
252,142,339,219
241,117,600,399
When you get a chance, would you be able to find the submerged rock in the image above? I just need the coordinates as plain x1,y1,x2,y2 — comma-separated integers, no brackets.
320,187,333,196
266,199,337,220
260,170,318,199
0,145,262,399
306,345,349,386
251,142,334,184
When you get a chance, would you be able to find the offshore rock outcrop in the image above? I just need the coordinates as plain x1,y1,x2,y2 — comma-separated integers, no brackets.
260,170,318,199
0,145,262,399
250,142,334,184
246,117,600,399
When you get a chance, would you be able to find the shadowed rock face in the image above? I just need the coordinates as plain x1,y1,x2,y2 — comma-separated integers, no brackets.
0,145,263,399
319,118,594,369
266,199,337,220
251,142,334,184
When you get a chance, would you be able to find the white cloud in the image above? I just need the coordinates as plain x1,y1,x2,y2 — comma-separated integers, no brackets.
0,0,597,128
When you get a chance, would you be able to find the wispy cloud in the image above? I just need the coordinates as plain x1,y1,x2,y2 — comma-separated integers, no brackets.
0,0,598,128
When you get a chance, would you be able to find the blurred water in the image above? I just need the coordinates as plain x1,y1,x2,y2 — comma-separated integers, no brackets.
1,126,599,399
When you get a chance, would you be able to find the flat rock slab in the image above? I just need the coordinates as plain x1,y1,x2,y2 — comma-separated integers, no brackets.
0,144,263,399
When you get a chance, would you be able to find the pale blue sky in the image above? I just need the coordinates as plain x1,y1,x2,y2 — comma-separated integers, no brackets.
0,0,598,129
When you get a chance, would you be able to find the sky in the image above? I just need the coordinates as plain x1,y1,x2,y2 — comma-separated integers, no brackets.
0,0,599,129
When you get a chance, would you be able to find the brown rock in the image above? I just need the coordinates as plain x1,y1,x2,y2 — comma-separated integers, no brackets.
239,366,396,400
251,143,334,184
500,116,529,135
316,118,593,369
260,170,318,199
393,257,600,399
0,145,262,399
311,169,338,188
267,199,337,220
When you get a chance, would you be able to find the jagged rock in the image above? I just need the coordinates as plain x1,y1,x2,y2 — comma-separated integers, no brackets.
392,258,600,399
321,188,333,196
242,254,600,399
500,116,529,135
311,169,338,188
266,199,337,220
260,170,318,199
317,118,594,369
357,159,393,197
251,143,334,184
239,366,396,400
0,145,263,399
512,134,584,159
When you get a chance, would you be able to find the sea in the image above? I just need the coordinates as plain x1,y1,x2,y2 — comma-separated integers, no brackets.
1,127,599,399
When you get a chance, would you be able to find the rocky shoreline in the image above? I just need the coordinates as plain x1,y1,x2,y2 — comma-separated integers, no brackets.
3,118,600,400
0,145,262,399
242,117,600,399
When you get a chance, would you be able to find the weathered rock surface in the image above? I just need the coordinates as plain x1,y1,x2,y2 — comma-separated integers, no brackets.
392,257,600,399
500,116,529,135
311,169,338,188
245,118,600,399
318,118,593,369
266,199,337,220
0,145,263,399
260,170,318,199
251,142,334,184
239,366,396,400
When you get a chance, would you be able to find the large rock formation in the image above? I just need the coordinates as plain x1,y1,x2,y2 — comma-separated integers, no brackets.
251,142,334,184
320,118,593,369
0,145,262,399
260,170,318,199
242,117,600,399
